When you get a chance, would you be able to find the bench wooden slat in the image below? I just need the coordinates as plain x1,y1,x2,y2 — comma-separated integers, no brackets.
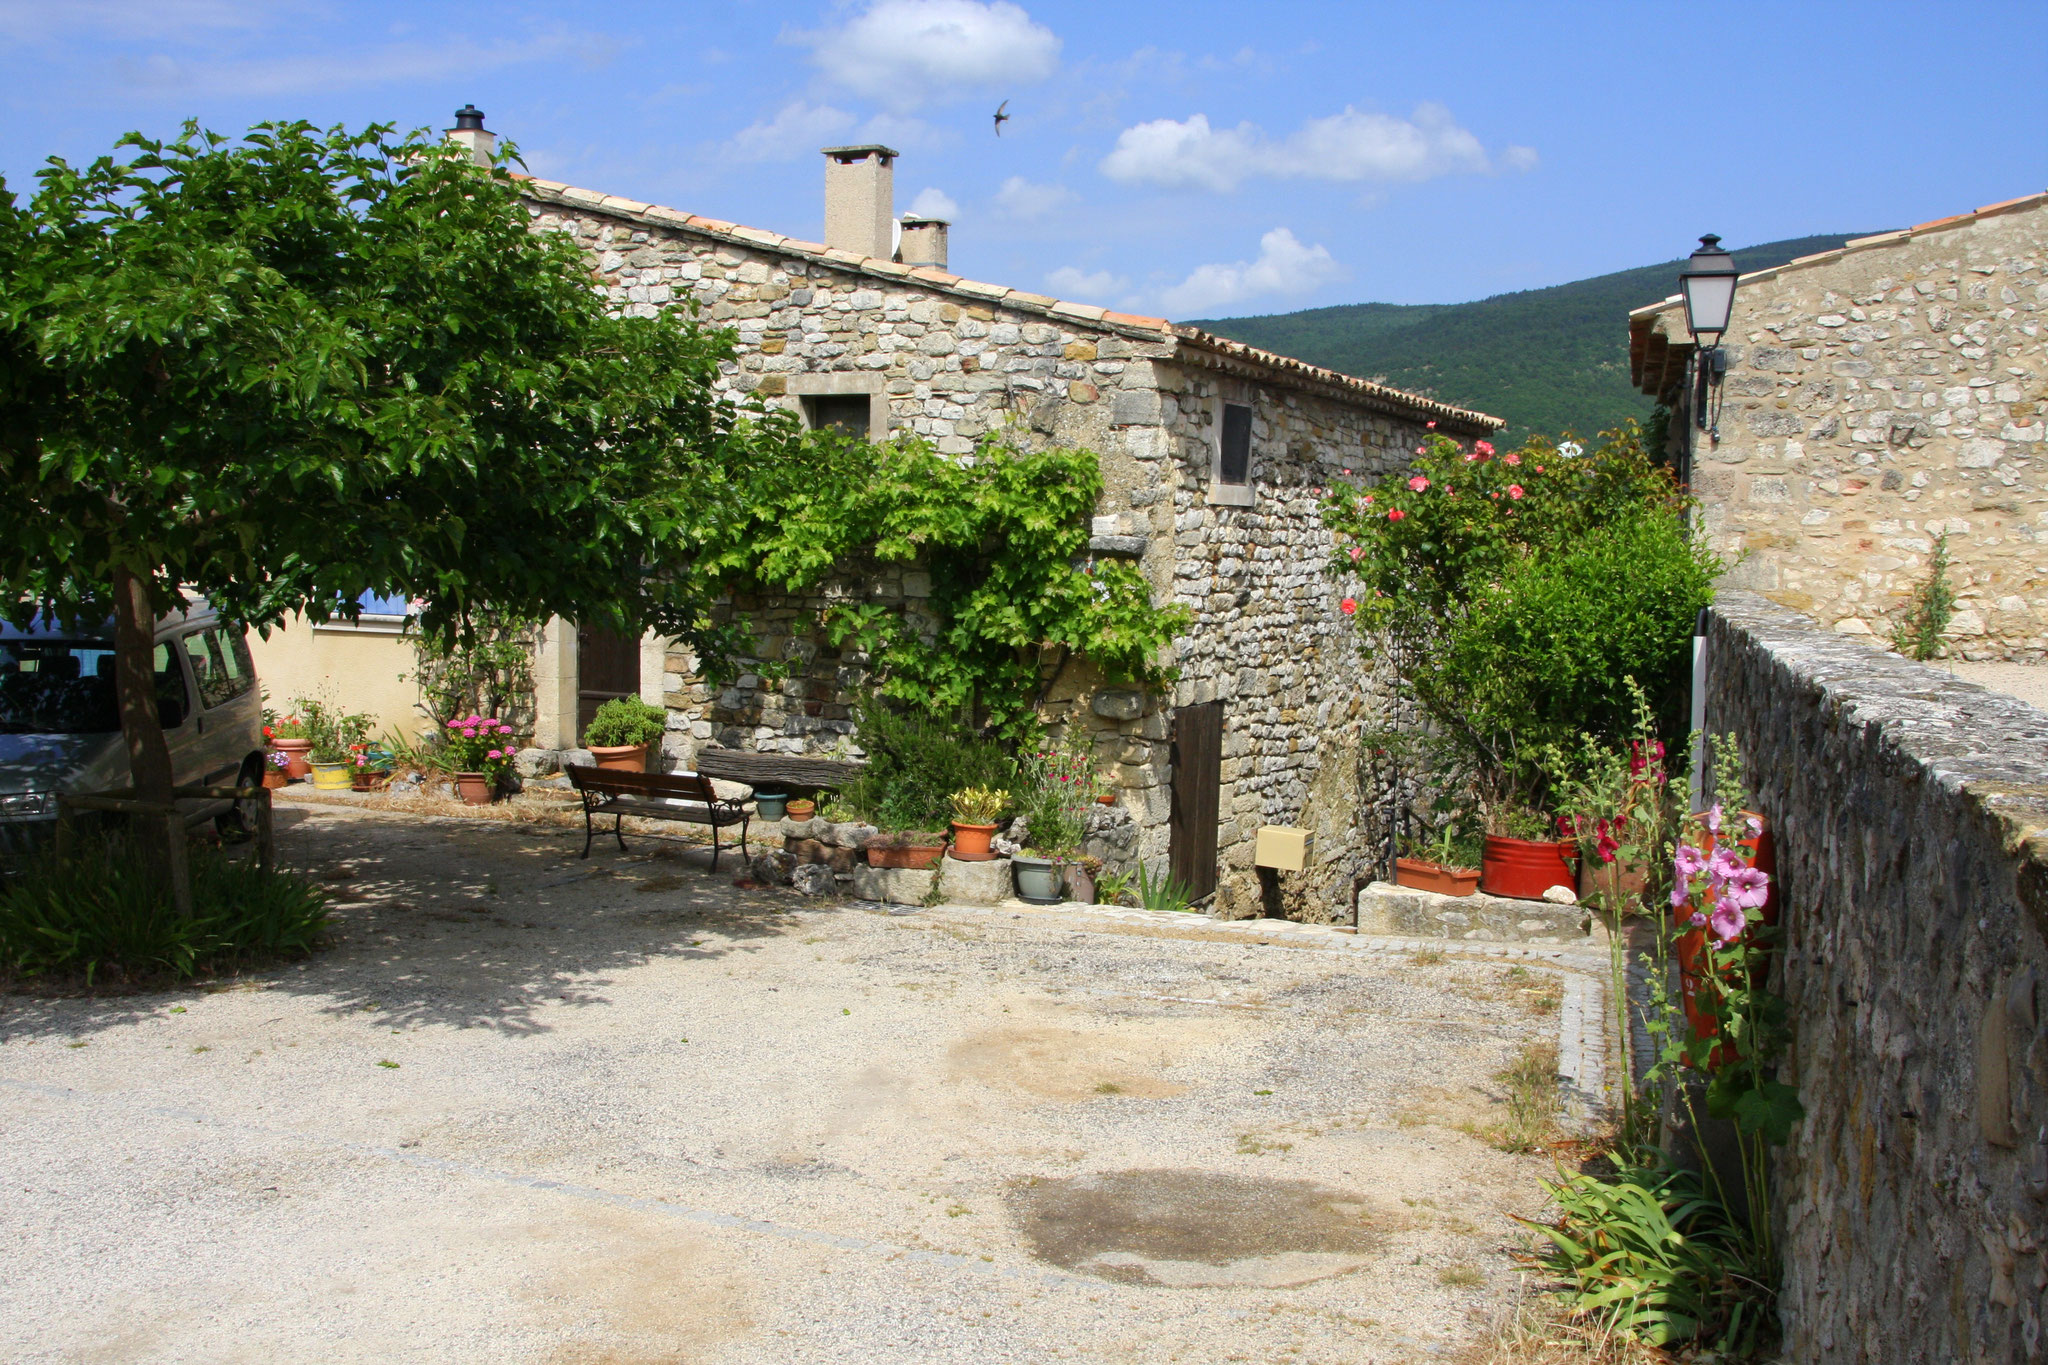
564,765,751,867
691,747,863,791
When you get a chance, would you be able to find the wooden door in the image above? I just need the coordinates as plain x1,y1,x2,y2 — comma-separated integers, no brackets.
1169,700,1224,903
576,625,641,741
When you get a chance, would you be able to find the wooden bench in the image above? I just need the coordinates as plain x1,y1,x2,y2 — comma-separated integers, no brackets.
564,765,751,870
690,746,865,795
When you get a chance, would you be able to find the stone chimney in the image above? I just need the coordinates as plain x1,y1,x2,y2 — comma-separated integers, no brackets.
897,215,949,271
445,104,495,166
821,145,897,259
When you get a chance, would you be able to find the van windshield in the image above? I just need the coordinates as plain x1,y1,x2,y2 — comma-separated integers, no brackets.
0,640,119,734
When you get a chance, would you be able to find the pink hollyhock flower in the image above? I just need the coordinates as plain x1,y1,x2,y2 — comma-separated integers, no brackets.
1704,803,1723,835
1689,910,1708,927
1673,883,1694,909
1746,814,1763,836
1388,508,1406,521
1347,545,1363,561
1707,846,1747,888
1407,475,1429,492
1507,484,1524,499
1503,452,1521,466
1673,844,1707,880
1722,865,1770,909
1474,440,1494,456
1709,899,1746,942
1340,597,1358,615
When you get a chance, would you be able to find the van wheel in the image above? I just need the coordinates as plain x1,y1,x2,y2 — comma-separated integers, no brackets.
216,756,263,842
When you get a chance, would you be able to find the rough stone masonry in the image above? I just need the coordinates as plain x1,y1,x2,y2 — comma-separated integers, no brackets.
1705,590,2048,1362
517,176,1499,921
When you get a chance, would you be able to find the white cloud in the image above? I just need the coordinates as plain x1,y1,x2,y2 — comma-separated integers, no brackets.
906,186,959,220
1100,103,1523,193
1157,227,1346,317
795,0,1061,110
994,175,1075,218
724,101,856,162
1045,265,1128,301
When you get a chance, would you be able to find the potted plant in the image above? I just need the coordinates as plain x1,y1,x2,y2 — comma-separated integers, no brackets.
753,790,789,821
442,713,517,805
1478,804,1575,900
1013,848,1063,903
1394,822,1481,897
261,750,291,789
784,796,817,822
1064,854,1102,904
862,831,948,870
304,701,372,792
582,697,665,772
351,743,396,792
265,708,312,779
948,786,1009,861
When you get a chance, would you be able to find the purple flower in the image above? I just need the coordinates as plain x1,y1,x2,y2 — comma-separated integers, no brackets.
1671,883,1693,909
1707,846,1747,887
1745,814,1763,836
1689,911,1708,927
487,749,502,760
462,727,477,738
1673,844,1707,880
1708,899,1746,943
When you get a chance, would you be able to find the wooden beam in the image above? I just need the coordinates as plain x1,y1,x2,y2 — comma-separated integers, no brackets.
691,747,865,791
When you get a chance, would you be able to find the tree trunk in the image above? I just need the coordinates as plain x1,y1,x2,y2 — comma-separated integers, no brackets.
112,563,174,805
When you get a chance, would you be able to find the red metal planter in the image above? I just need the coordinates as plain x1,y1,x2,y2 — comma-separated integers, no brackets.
1479,836,1577,900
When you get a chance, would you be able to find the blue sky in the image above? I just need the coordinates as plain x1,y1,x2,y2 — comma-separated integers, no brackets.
5,0,2045,319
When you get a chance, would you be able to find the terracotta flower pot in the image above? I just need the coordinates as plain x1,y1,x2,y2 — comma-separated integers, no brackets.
454,772,499,806
785,799,816,822
352,771,390,793
867,841,946,870
1395,857,1480,897
588,743,648,773
1479,835,1577,901
950,821,998,861
1095,793,1117,806
1064,863,1097,904
261,769,289,790
271,738,311,779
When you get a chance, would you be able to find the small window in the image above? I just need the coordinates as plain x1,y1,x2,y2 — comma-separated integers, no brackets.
802,394,872,439
1219,402,1252,485
354,590,410,619
316,589,410,634
153,642,189,729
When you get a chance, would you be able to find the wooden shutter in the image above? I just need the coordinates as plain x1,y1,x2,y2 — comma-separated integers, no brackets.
1169,699,1224,902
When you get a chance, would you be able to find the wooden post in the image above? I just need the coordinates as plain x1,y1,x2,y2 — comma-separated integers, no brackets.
163,811,193,919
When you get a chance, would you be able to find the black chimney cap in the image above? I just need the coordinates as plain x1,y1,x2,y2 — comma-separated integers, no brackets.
453,104,486,131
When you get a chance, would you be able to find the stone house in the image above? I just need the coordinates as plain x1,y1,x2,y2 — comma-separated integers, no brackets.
1628,191,2047,659
302,114,1502,920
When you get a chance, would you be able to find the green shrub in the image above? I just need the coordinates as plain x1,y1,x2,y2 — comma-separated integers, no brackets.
0,839,329,987
583,696,666,749
841,699,1016,832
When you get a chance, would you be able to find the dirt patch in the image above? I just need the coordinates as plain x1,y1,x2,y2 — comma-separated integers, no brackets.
1008,1169,1388,1288
945,1013,1204,1101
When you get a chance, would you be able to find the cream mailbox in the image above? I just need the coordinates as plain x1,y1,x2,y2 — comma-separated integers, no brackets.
1254,826,1313,872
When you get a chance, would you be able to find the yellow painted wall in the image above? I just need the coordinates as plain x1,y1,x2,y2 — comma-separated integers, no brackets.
246,614,425,743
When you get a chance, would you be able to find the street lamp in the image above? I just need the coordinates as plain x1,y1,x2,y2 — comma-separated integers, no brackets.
1678,234,1739,438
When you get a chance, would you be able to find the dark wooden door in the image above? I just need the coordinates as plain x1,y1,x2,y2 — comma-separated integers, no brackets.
1169,700,1224,903
576,625,640,740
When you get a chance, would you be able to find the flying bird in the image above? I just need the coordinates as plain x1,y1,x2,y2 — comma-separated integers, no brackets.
993,100,1010,136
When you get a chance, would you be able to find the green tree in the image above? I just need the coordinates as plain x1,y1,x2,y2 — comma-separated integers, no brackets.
0,119,798,805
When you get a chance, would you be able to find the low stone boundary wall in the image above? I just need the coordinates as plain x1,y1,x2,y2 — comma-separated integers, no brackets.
1704,591,2048,1362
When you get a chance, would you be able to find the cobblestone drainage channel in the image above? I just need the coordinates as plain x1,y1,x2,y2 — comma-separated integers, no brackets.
1007,1169,1386,1289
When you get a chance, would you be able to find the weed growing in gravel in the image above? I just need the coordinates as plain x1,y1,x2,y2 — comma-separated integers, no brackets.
0,836,329,990
1472,1040,1561,1154
1094,1081,1123,1095
1235,1134,1293,1156
1439,1264,1485,1288
1411,947,1446,966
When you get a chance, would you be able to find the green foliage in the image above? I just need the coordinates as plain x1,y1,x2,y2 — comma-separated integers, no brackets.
409,609,539,738
583,697,666,749
440,713,517,781
698,431,1190,740
290,695,372,764
1324,425,1718,818
0,837,329,987
0,117,811,801
1525,1152,1775,1354
1890,532,1955,661
948,786,1010,824
1011,724,1104,858
839,699,1017,833
1092,867,1136,908
1133,861,1195,914
1192,233,1871,448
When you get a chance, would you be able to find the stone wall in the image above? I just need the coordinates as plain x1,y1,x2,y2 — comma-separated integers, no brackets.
1647,199,2047,660
1703,590,2048,1361
522,180,1477,917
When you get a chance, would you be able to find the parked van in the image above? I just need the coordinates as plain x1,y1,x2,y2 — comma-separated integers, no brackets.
0,595,267,853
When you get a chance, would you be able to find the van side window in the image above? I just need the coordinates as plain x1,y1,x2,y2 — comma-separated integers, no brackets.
186,627,253,709
154,642,188,728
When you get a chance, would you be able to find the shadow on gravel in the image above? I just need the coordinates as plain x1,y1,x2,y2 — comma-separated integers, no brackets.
1,806,823,1041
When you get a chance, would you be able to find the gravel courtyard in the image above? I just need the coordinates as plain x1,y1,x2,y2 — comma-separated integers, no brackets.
1,806,1584,1364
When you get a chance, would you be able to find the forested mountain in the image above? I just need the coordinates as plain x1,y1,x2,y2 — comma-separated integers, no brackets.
1190,234,1875,448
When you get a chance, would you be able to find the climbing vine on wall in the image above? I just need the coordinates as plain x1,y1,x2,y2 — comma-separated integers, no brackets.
692,432,1189,739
